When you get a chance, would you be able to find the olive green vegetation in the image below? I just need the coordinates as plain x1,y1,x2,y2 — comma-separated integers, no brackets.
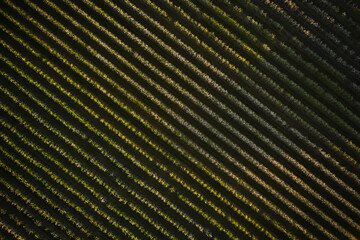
0,0,359,239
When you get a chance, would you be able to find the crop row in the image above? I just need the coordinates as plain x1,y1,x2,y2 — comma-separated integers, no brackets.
1,0,359,239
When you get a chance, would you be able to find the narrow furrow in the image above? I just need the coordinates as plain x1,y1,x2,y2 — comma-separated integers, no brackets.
0,33,262,240
0,43,253,240
9,0,360,238
0,188,66,240
120,0,360,180
0,73,188,240
27,0,359,238
229,0,360,101
1,0,359,239
134,0,360,178
0,195,38,240
252,0,360,78
191,0,360,131
0,3,284,238
0,74,165,240
16,1,324,238
0,3,298,238
96,0,360,206
107,0,360,223
152,0,360,159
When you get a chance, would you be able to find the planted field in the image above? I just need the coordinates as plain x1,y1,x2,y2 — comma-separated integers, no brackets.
0,0,359,239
